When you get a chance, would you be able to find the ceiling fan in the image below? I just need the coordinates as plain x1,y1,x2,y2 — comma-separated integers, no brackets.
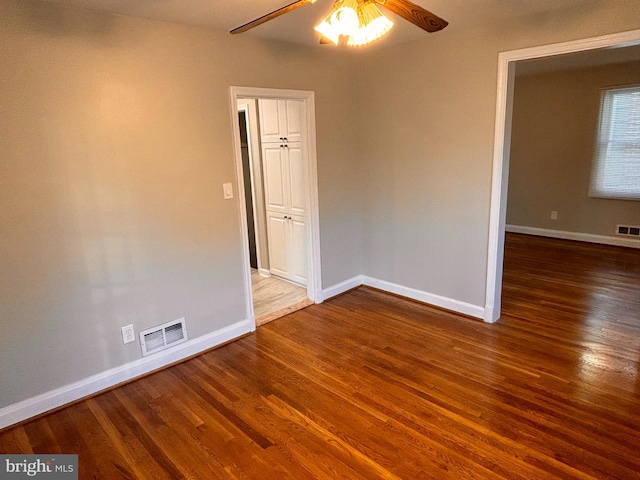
230,0,448,47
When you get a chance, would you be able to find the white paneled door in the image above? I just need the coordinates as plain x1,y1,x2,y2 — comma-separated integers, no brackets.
259,98,307,286
262,144,287,214
258,99,302,144
266,212,307,286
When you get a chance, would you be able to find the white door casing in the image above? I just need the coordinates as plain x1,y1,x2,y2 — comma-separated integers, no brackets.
484,29,640,323
229,87,322,330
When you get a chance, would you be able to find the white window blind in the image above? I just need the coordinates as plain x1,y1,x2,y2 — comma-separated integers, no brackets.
589,86,640,201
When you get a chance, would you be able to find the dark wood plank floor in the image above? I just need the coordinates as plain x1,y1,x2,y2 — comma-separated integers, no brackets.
1,233,639,479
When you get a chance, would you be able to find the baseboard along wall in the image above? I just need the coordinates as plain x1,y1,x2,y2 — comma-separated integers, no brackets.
0,319,252,430
322,275,485,320
506,225,640,249
4,245,551,430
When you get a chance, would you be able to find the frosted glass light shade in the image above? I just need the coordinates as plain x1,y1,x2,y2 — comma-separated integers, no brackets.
314,0,360,45
316,0,393,47
347,2,393,47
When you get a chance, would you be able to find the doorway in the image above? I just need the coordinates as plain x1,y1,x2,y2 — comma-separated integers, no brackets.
484,29,640,323
230,87,322,330
237,108,258,270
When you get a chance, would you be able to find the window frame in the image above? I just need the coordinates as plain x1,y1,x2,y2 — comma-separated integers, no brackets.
589,84,640,202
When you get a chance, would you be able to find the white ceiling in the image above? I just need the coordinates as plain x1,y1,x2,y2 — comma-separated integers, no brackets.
37,0,597,49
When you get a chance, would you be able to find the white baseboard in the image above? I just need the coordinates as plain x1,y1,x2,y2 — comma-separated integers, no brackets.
483,305,498,324
362,276,485,319
506,225,640,249
322,275,485,320
0,266,500,429
322,275,364,301
258,268,271,277
0,319,252,430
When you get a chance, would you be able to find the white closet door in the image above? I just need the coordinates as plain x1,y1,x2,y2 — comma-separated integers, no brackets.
259,99,303,143
258,99,283,143
283,100,302,143
266,212,288,279
259,98,307,286
262,144,287,213
288,214,308,286
265,213,307,286
287,144,305,216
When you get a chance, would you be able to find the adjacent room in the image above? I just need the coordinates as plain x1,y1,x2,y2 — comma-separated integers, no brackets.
1,0,639,477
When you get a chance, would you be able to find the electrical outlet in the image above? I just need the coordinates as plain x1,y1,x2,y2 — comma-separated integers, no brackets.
550,211,558,220
121,324,135,344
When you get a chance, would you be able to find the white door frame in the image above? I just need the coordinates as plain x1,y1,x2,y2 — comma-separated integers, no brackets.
229,86,322,330
484,29,640,323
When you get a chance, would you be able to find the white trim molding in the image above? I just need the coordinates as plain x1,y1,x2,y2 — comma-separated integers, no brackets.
0,319,252,430
322,275,485,319
228,86,324,330
322,275,364,301
506,225,640,249
362,277,485,320
485,29,640,324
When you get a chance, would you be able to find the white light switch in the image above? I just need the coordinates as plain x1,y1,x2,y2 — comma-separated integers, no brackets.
223,183,233,199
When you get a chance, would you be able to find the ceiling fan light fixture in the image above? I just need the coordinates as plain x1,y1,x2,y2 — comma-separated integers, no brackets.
232,0,447,46
314,0,360,45
347,2,393,47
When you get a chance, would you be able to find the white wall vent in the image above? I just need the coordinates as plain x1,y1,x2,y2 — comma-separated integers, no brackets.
616,225,640,237
139,318,188,356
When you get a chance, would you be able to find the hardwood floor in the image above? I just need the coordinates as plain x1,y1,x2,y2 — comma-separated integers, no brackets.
251,269,311,325
1,234,639,479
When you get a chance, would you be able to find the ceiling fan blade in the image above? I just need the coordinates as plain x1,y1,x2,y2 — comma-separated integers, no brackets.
231,0,315,34
377,0,448,33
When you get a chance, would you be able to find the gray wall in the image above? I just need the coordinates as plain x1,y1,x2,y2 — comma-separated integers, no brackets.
0,0,362,408
507,61,640,235
357,0,640,308
1,0,640,410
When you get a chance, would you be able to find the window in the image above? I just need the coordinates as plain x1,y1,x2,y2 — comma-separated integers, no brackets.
590,86,640,201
